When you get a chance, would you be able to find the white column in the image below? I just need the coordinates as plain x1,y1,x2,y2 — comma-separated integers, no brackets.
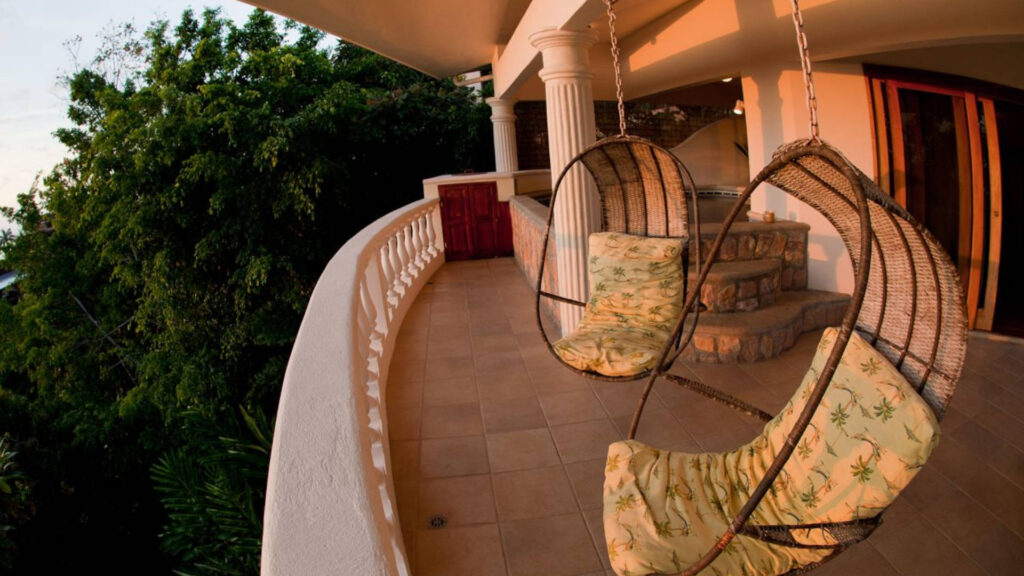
486,97,519,173
531,28,598,335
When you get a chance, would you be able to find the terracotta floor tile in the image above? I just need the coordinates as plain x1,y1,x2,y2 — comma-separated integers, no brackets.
492,466,578,522
470,318,516,337
418,474,496,528
957,521,1024,576
389,358,425,385
416,524,506,576
424,355,476,381
500,513,603,576
422,376,477,407
528,366,592,394
429,310,471,329
899,464,958,511
425,334,473,359
956,461,1024,536
388,406,421,440
976,403,1024,452
385,262,1024,576
550,419,621,464
395,479,418,547
481,396,547,433
476,371,535,402
539,389,608,425
929,436,991,487
393,337,427,361
989,443,1024,490
421,402,483,439
390,439,419,484
565,458,607,511
475,350,526,375
693,425,759,453
471,332,519,356
385,379,422,410
420,436,489,478
486,428,561,473
675,396,763,440
581,506,611,570
873,515,971,576
591,380,665,417
430,300,469,317
809,542,899,576
612,407,700,453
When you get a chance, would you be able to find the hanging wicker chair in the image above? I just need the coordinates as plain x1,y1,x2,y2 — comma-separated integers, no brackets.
603,139,967,576
596,1,968,574
533,135,705,383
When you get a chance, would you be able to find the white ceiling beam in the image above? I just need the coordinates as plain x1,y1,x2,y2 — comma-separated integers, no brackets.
492,0,606,99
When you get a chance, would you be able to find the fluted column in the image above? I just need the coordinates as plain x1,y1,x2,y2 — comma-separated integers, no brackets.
486,97,519,173
531,28,598,335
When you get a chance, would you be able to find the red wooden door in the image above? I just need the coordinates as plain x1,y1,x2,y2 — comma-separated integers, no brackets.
439,186,473,261
438,182,513,260
469,184,498,257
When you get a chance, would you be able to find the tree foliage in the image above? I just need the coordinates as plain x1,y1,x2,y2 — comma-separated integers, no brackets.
0,7,492,573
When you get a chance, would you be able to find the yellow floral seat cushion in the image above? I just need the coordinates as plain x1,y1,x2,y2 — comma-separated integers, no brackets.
552,232,685,377
604,327,940,575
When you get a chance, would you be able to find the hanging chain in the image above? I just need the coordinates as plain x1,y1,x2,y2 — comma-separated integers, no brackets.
604,0,627,137
790,0,820,142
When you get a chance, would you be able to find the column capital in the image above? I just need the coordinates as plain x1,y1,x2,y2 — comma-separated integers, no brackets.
485,97,517,123
530,28,598,83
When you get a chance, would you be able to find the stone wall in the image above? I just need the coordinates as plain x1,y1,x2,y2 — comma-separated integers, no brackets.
514,101,734,170
695,220,809,292
509,195,559,325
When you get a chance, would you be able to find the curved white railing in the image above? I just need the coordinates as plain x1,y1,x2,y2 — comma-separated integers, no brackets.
262,198,443,576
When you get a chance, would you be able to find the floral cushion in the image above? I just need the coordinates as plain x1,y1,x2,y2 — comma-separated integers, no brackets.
552,232,685,377
604,327,940,575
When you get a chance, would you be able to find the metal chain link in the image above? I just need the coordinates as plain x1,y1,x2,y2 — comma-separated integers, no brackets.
604,0,627,137
790,0,820,142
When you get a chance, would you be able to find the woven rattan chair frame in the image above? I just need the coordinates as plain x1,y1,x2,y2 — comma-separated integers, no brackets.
533,134,706,384
622,140,968,576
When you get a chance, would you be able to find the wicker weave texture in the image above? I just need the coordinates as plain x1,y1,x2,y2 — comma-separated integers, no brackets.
766,142,967,419
580,136,690,238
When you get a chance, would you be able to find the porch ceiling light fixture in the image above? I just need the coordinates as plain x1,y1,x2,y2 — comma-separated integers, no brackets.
722,76,734,82
732,99,745,115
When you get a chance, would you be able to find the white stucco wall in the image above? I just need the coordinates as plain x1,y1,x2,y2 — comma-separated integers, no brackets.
742,62,875,294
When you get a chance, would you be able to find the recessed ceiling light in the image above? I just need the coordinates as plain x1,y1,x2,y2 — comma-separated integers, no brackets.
722,77,733,83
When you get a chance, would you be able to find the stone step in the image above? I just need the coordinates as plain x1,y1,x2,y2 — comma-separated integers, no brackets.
689,260,780,313
680,290,850,363
689,219,809,291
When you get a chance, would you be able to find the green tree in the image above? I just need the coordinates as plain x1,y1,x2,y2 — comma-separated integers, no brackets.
0,7,491,573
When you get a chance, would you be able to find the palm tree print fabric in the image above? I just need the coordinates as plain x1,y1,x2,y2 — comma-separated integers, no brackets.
552,232,685,377
603,327,940,575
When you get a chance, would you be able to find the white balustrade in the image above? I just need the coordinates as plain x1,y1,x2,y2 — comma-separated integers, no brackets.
262,198,444,576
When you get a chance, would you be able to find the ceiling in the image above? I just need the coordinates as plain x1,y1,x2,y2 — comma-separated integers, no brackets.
244,0,1024,98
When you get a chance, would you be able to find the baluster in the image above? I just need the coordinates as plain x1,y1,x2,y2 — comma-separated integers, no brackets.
370,246,395,324
395,230,413,287
406,218,423,272
380,242,399,306
412,216,428,271
360,280,384,361
402,223,419,278
417,211,433,264
388,235,408,298
425,205,440,257
353,280,372,386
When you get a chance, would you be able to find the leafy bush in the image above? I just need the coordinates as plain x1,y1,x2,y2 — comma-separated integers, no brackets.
0,7,491,573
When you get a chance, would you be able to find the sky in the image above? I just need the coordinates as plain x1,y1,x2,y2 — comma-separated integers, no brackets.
0,0,259,229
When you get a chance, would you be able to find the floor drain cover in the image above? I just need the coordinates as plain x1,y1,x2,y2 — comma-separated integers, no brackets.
427,515,447,529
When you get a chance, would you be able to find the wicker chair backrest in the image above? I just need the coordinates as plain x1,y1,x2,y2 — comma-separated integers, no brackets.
766,141,967,419
574,136,693,239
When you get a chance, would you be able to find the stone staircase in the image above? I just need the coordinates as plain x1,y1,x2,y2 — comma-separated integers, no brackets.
680,219,849,363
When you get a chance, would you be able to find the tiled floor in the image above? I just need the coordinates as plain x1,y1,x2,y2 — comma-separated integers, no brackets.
386,258,1024,576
